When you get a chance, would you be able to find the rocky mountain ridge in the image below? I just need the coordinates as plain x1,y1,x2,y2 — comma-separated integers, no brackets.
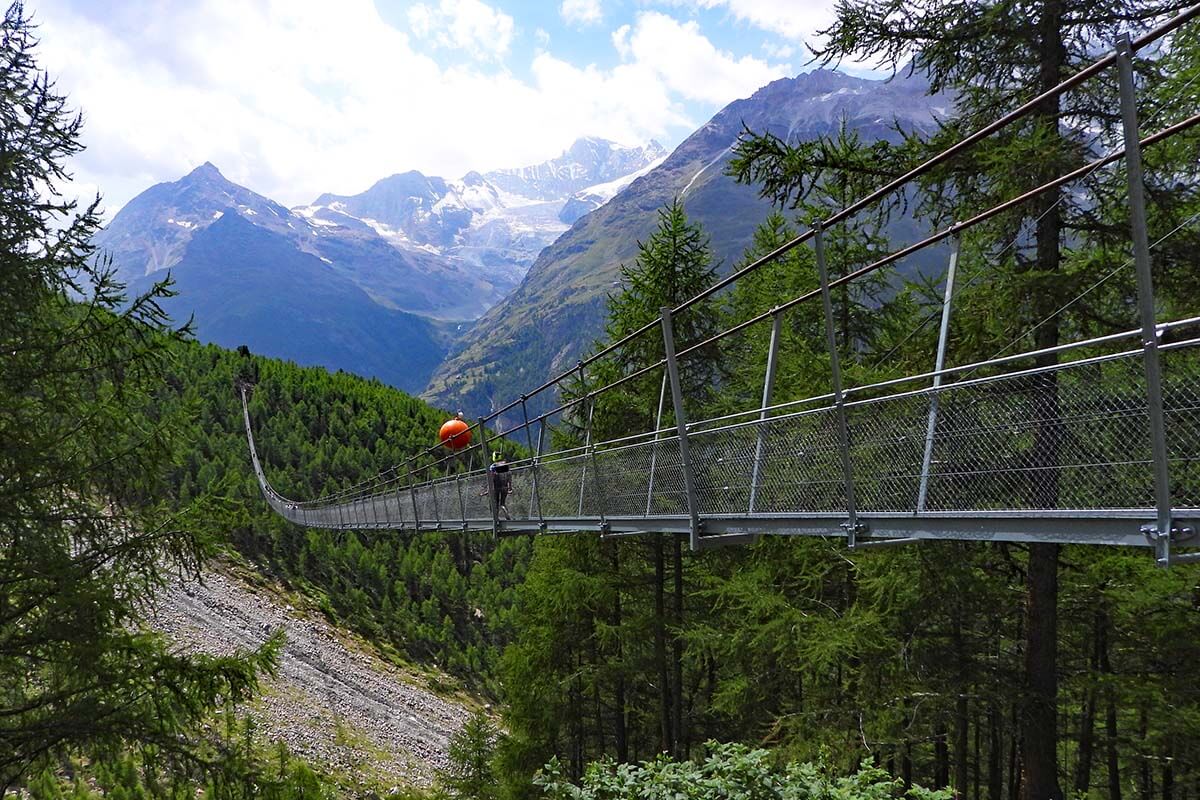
297,138,666,291
92,138,663,393
423,68,950,419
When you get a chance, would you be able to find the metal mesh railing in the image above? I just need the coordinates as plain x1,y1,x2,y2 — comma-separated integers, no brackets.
248,337,1200,538
240,7,1200,557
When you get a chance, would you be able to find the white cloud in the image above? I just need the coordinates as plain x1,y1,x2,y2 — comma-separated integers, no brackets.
32,0,753,217
624,11,790,104
535,27,551,47
762,40,795,59
407,0,514,61
665,0,835,41
560,0,603,27
611,24,631,58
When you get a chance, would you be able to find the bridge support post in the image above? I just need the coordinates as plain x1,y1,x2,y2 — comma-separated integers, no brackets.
576,365,592,516
1117,35,1176,565
427,465,442,530
918,232,961,513
408,474,422,533
583,394,609,528
536,416,548,528
814,225,863,546
455,471,466,528
521,398,545,527
661,306,703,550
749,309,783,514
646,370,669,515
477,418,501,537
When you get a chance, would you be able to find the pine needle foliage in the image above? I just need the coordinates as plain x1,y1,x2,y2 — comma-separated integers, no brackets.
0,2,276,789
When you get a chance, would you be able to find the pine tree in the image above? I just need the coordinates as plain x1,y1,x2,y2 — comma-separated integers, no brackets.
442,710,500,800
731,1,1199,797
0,3,274,788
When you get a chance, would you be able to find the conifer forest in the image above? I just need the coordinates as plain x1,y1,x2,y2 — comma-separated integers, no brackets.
3,0,1200,799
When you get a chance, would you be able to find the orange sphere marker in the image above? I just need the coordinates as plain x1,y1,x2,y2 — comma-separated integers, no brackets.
439,418,472,451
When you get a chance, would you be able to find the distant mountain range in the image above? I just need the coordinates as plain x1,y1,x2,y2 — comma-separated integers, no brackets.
95,69,948,408
423,68,950,419
95,139,664,392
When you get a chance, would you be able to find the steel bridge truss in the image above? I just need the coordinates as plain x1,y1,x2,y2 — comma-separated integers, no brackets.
243,10,1200,565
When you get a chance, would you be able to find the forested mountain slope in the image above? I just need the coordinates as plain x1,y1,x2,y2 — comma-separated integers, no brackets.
423,69,948,420
157,339,532,695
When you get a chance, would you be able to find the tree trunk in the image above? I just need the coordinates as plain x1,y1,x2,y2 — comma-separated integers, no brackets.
1010,699,1022,800
955,621,970,799
610,544,628,763
654,537,671,753
989,701,1003,800
1139,708,1151,800
672,535,685,758
589,615,604,759
1101,608,1120,800
1106,691,1121,800
1021,543,1060,800
1022,1,1066,795
1162,744,1174,800
571,650,584,779
1075,611,1103,795
937,720,951,789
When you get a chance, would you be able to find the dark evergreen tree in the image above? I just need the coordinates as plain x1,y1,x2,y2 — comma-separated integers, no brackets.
731,2,1199,797
442,709,500,800
0,3,275,789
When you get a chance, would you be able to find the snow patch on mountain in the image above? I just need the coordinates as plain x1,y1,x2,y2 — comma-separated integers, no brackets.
295,137,667,291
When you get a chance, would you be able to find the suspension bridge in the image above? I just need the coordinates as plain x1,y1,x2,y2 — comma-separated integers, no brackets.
243,10,1200,566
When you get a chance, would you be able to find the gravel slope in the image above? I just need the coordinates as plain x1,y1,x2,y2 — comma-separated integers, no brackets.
151,569,472,787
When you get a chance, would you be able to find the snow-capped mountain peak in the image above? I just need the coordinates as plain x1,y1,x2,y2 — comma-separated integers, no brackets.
293,137,666,291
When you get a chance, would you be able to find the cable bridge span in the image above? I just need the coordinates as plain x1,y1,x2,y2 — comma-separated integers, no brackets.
243,9,1200,566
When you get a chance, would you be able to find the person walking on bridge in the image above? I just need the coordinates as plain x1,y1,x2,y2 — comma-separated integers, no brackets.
488,451,512,520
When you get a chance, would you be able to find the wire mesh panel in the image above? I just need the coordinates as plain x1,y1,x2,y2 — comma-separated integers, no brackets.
1163,342,1200,508
687,422,757,514
433,478,462,522
842,392,929,513
739,408,847,514
414,484,439,524
535,453,590,517
894,354,1156,512
587,437,690,517
462,473,492,520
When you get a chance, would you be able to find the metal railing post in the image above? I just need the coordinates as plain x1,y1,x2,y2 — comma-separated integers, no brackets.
534,416,547,527
408,474,422,532
1117,35,1176,565
918,232,961,513
477,419,500,537
576,383,604,522
645,370,669,515
428,465,442,530
395,485,408,530
749,309,783,514
814,226,863,546
661,306,703,549
520,398,543,526
575,363,591,516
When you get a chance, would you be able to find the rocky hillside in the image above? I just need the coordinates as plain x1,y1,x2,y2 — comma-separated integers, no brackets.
153,565,475,790
422,69,949,420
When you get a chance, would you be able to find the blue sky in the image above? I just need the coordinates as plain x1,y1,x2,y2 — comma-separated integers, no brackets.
29,0,860,216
